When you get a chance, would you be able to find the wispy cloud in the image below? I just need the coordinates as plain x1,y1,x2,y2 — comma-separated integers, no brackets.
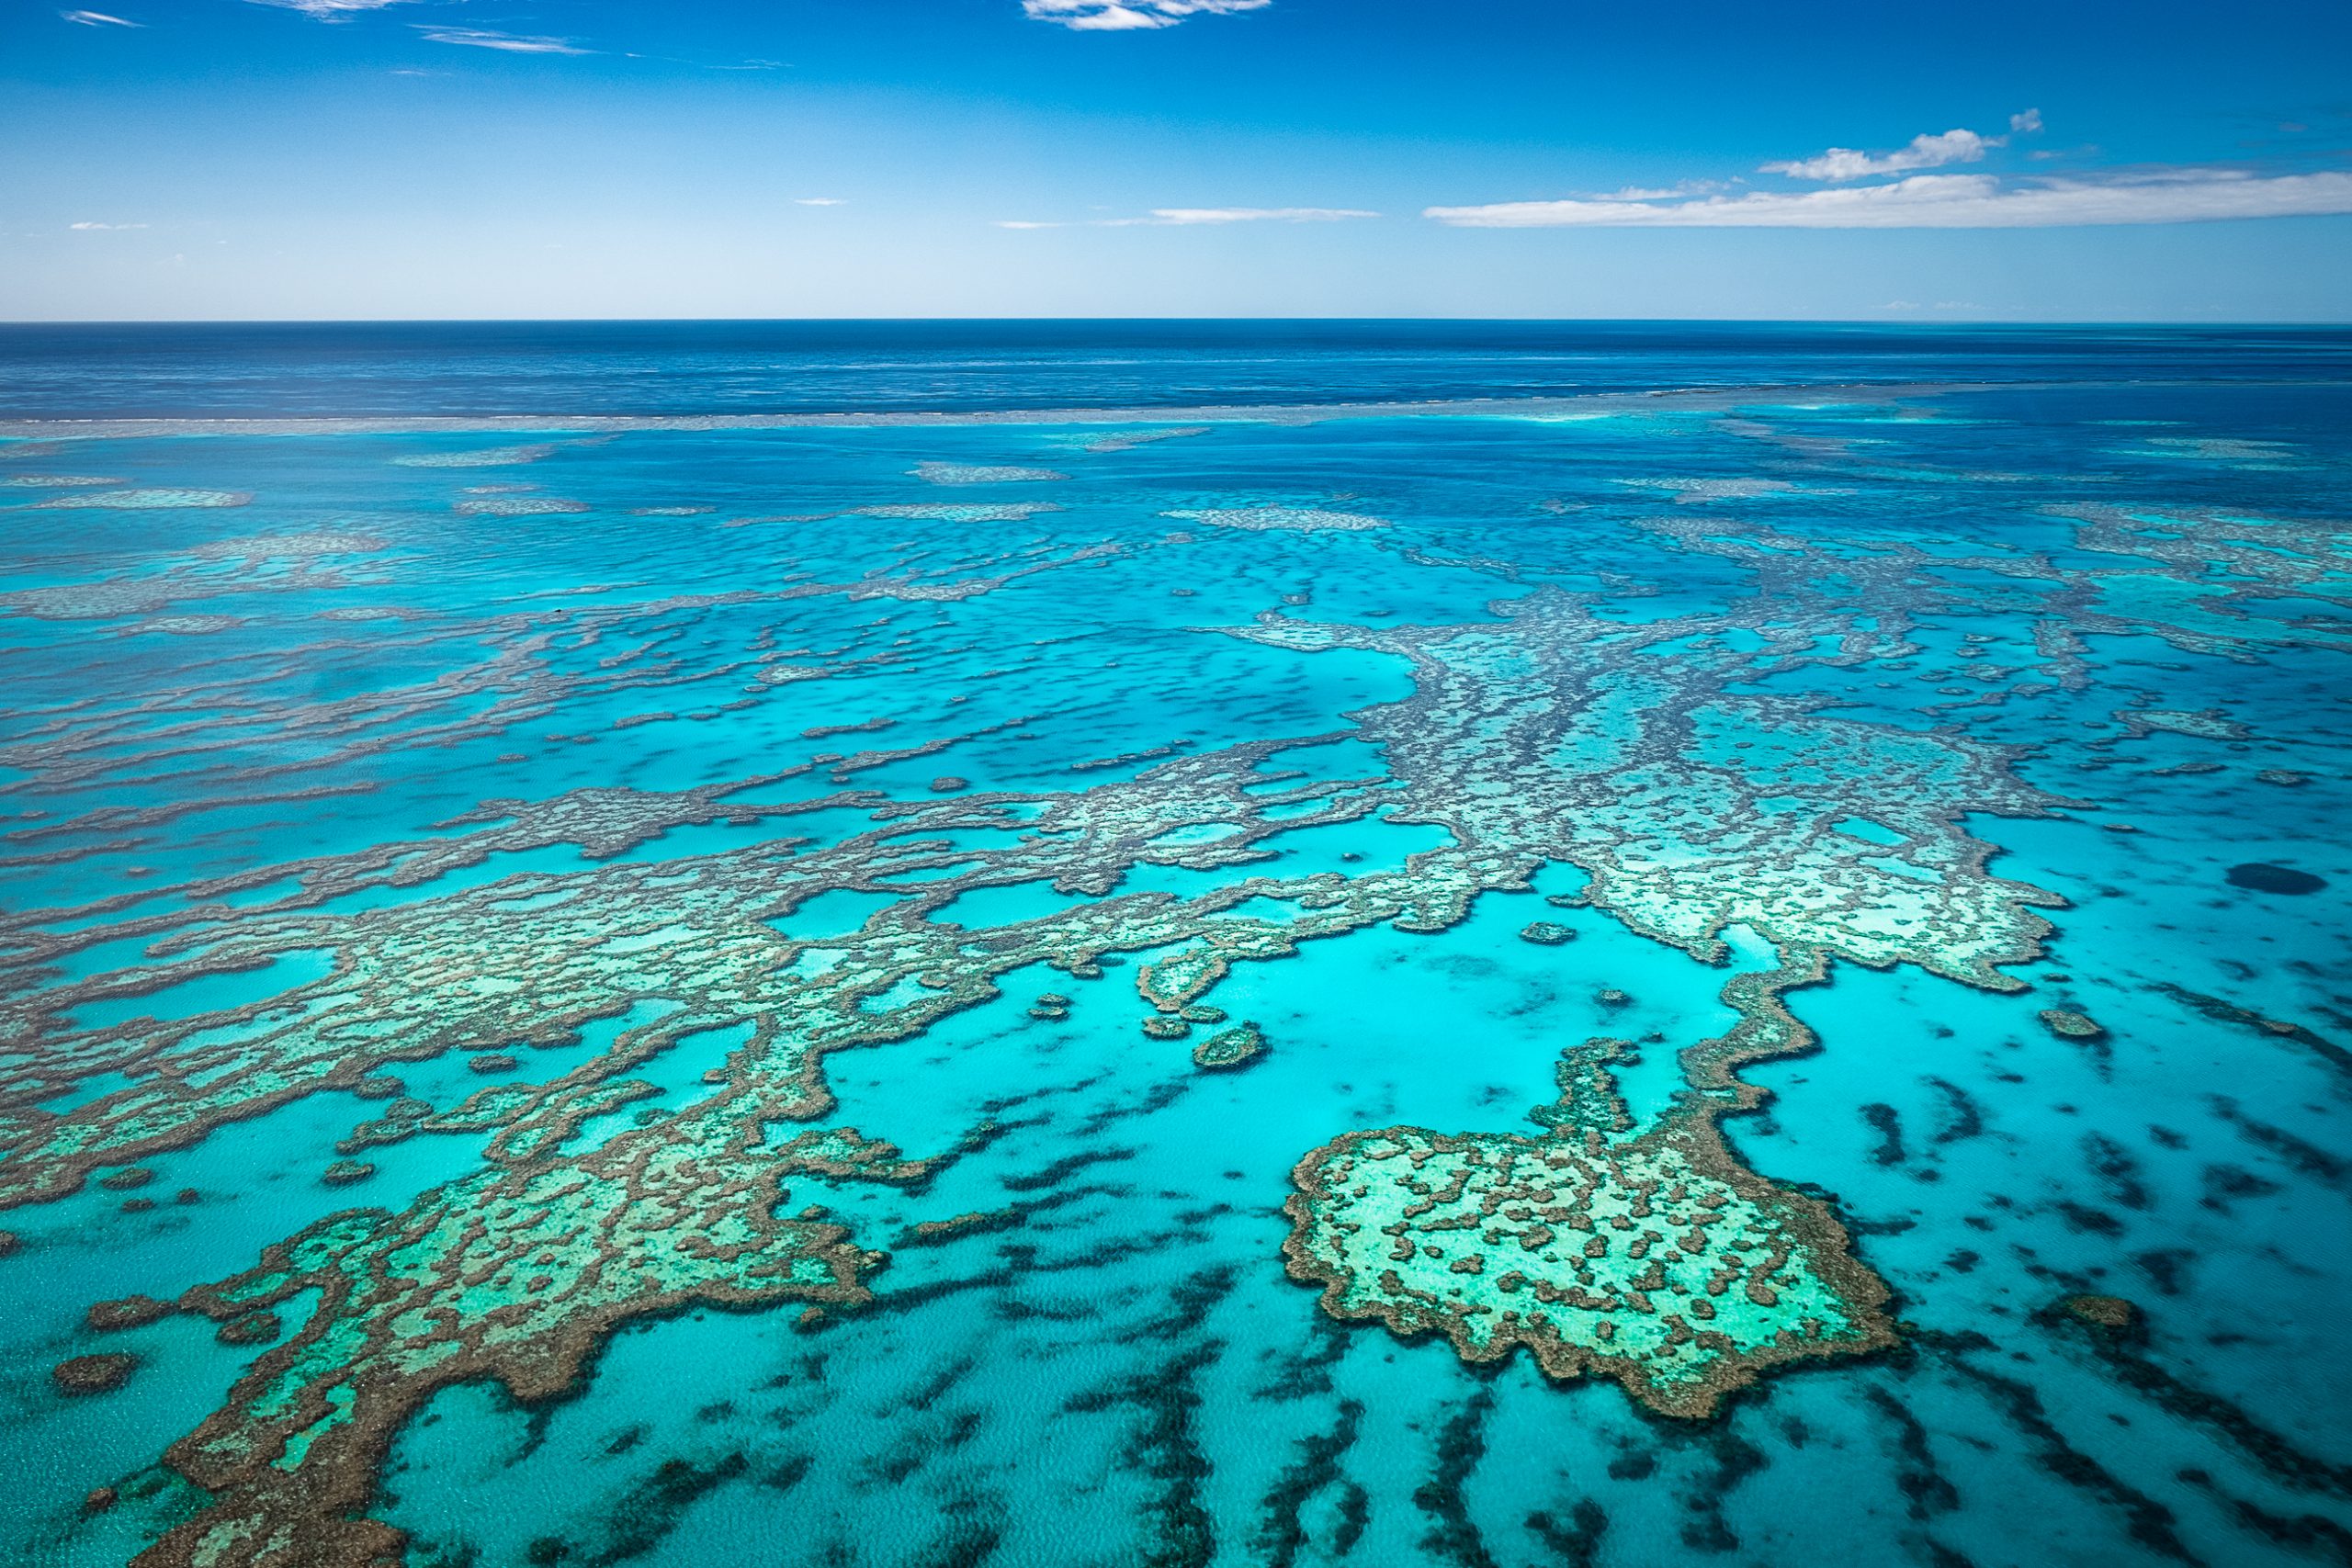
1588,181,1725,201
71,220,148,230
1022,0,1268,30
246,0,412,17
997,206,1376,228
1125,207,1375,224
416,25,590,53
60,9,140,25
795,197,847,207
1426,167,2352,228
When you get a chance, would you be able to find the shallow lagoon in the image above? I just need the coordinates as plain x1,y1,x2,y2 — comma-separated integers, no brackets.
2,351,2349,1567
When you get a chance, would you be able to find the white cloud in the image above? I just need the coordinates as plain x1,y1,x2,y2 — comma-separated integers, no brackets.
246,0,411,16
1425,167,2352,228
416,25,589,53
1127,207,1375,224
1588,182,1724,201
1759,110,2045,182
1022,0,1268,30
796,197,846,207
999,206,1375,228
71,220,148,230
61,9,140,25
1763,127,2002,182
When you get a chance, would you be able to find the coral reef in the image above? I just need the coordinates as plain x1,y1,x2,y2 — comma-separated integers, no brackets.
3,400,2347,1564
54,1353,140,1394
1192,1022,1267,1071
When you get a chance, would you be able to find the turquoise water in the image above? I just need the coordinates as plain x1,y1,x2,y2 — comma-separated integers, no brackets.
2,333,2348,1567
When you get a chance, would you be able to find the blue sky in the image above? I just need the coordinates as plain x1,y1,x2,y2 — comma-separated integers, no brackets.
5,0,2349,320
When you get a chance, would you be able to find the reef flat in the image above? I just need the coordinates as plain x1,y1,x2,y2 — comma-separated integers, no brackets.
1,374,2348,1568
1284,1040,1893,1418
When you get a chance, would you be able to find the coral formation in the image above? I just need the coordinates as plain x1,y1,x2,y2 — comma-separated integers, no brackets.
1283,1045,1891,1417
3,398,2346,1563
53,1353,140,1394
1192,1022,1267,1070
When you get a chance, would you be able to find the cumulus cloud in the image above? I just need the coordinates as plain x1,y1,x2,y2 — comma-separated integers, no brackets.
61,9,140,25
1756,111,2047,181
1022,0,1268,30
1763,127,2003,182
416,25,589,53
998,207,1374,228
1425,167,2352,228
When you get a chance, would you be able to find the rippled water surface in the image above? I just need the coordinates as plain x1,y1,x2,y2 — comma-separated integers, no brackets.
1,327,2348,1568
6,320,2351,418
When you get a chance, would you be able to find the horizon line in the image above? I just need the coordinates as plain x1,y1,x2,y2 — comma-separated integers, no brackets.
6,315,2352,329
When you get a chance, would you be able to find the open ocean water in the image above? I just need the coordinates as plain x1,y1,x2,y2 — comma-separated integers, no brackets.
0,322,2347,1568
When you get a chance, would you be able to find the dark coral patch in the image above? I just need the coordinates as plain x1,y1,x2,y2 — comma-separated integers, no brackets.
2226,863,2325,895
53,1353,139,1395
217,1312,283,1348
2061,1293,2140,1334
87,1294,175,1332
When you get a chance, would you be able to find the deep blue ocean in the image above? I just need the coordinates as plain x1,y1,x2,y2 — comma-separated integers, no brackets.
5,320,2351,418
0,323,2346,1568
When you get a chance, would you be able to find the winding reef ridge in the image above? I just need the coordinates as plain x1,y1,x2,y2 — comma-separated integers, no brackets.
1,368,2349,1567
